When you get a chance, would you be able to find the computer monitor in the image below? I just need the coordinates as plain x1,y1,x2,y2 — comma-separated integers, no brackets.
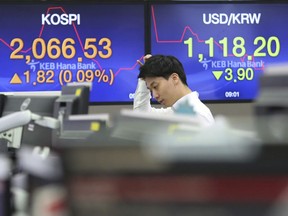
0,81,92,150
54,83,90,118
254,63,288,144
0,94,59,150
111,109,204,142
0,95,5,117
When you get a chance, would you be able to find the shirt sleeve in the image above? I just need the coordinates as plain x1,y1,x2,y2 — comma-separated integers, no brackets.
133,78,151,111
133,78,173,113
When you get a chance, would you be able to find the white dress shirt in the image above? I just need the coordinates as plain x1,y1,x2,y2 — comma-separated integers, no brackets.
133,79,215,126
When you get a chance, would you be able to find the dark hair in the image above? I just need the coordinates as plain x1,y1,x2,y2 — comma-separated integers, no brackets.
138,55,188,85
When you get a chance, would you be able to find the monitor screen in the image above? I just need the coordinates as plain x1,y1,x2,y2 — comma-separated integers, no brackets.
0,94,59,149
150,2,288,102
0,2,144,104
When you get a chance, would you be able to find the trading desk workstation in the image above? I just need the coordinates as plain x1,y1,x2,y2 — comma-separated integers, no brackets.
0,63,287,216
0,1,288,215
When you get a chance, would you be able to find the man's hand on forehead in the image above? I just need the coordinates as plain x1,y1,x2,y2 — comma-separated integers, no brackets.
137,54,152,66
143,54,152,62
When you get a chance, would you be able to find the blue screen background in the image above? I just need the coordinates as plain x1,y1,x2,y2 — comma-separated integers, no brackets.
151,3,288,101
0,4,144,103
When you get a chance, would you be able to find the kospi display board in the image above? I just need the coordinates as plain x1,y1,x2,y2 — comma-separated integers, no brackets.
0,3,144,103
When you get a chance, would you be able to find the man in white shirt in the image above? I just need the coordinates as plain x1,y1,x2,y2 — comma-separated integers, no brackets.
133,54,215,126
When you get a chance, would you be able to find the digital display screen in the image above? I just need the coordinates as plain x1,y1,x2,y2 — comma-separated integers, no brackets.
150,2,288,101
0,3,144,103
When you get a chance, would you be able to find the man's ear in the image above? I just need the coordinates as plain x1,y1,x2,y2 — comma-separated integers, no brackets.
171,72,180,84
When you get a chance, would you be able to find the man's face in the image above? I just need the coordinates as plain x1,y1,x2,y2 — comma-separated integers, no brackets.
145,75,178,107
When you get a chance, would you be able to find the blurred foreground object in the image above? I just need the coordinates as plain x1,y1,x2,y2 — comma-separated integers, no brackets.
254,64,288,144
141,115,260,162
59,140,288,216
